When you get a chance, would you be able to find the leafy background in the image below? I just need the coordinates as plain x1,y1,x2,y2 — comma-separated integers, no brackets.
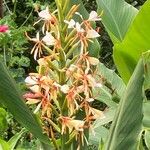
0,0,149,149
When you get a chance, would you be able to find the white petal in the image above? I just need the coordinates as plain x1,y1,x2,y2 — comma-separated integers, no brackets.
60,84,70,93
69,120,84,131
42,32,56,45
76,85,84,93
36,32,40,40
38,7,51,20
30,85,40,93
25,76,37,85
26,98,40,104
88,57,99,65
34,102,42,114
88,11,101,21
68,64,77,71
87,74,97,87
64,19,75,28
95,83,102,88
75,12,83,20
75,22,84,33
86,98,94,102
53,82,61,87
34,47,38,60
86,29,100,38
37,58,46,66
90,107,104,119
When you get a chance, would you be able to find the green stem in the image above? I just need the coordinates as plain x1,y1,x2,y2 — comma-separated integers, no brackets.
42,44,59,60
42,117,60,133
13,0,17,15
47,59,60,73
55,1,70,149
64,29,76,43
20,8,33,27
49,102,60,117
3,0,12,15
66,42,79,59
61,129,70,150
3,45,6,66
62,0,69,13
50,127,60,150
65,131,76,147
55,0,65,44
64,36,77,53
66,55,78,68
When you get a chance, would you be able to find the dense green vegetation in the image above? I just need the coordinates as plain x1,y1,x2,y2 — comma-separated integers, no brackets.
0,0,149,149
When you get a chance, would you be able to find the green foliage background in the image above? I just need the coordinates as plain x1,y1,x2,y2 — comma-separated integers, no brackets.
0,0,149,149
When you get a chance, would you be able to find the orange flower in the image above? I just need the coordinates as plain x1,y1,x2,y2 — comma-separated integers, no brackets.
65,86,82,115
59,116,85,134
88,107,105,120
34,6,57,33
77,52,99,73
64,17,100,53
25,32,43,60
42,31,61,49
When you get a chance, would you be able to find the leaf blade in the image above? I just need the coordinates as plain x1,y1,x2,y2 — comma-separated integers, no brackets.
0,61,50,144
96,0,138,41
113,0,150,82
105,59,144,150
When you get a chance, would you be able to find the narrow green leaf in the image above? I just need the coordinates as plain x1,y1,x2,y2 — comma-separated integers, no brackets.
114,0,150,82
0,139,9,150
0,61,50,144
145,130,150,149
105,59,144,150
96,0,138,41
8,128,27,150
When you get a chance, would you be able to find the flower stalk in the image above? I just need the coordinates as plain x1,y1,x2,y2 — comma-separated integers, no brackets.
24,2,104,149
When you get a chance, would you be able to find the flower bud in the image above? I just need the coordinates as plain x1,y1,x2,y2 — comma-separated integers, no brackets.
0,25,9,33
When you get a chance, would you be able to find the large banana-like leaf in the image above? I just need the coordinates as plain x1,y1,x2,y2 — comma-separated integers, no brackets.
91,63,126,147
89,126,108,147
0,61,50,144
114,0,150,83
91,62,126,147
96,0,138,41
142,50,150,89
105,59,144,150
